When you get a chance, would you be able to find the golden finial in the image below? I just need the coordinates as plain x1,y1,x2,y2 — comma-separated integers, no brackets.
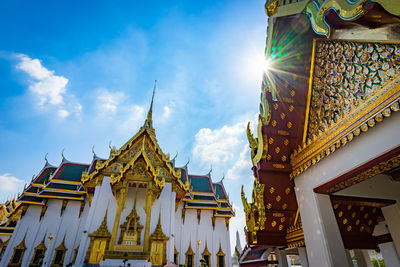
109,141,116,155
61,149,65,161
184,157,190,168
144,80,156,128
207,165,212,176
48,233,54,246
172,151,178,161
91,145,96,158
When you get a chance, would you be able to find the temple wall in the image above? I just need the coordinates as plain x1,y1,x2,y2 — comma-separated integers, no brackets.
174,208,231,267
294,112,400,266
1,176,232,267
75,177,178,266
0,199,88,267
75,176,116,266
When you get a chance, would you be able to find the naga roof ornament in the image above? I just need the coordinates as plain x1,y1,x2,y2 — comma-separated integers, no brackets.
247,80,275,166
241,179,266,244
304,0,367,37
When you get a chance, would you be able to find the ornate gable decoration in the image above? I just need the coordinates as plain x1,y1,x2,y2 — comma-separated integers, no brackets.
291,39,400,178
82,86,189,194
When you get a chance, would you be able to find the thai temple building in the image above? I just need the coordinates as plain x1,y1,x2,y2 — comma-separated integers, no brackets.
240,1,400,267
0,89,234,267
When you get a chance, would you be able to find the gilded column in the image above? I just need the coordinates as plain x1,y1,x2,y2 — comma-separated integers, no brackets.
109,185,127,250
143,186,155,252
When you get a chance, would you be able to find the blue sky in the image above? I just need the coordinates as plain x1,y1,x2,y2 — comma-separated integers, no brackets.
0,0,267,251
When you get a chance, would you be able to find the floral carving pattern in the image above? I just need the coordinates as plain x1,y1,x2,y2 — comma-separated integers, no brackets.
308,40,400,139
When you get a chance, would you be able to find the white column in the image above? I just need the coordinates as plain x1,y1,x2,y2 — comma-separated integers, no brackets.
345,249,354,267
275,249,289,267
354,250,373,267
294,182,351,267
298,247,309,267
382,204,400,256
379,242,400,267
168,191,176,263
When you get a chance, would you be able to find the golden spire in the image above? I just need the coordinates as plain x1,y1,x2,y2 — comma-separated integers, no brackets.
144,80,156,129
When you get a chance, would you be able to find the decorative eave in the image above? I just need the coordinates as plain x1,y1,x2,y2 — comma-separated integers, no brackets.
202,242,211,256
304,0,367,37
216,243,226,257
266,0,400,38
89,210,111,238
290,39,400,179
150,214,169,241
286,218,304,249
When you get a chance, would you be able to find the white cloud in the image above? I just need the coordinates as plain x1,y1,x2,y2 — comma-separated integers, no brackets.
119,105,146,132
226,145,252,181
191,116,257,254
16,54,80,118
57,109,70,118
192,121,247,165
0,173,24,200
162,105,171,120
229,203,246,255
97,89,124,113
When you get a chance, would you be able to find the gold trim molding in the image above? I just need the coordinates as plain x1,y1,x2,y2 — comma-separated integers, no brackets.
324,153,400,193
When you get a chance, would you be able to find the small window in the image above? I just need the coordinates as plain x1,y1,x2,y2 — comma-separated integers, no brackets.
32,249,44,265
218,255,224,267
216,244,225,267
174,253,178,264
11,249,24,264
53,250,64,265
204,255,210,266
187,255,193,267
51,237,67,266
8,235,26,266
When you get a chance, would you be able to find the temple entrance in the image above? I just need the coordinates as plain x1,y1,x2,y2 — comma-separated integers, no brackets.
314,148,400,266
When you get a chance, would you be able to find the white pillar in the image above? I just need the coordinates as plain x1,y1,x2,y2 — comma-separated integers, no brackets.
379,242,400,267
275,249,289,267
354,250,373,267
286,255,292,267
345,249,354,267
298,247,309,267
294,183,351,267
168,191,176,263
382,204,400,256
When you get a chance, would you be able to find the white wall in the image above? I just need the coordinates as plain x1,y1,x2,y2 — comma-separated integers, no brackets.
0,198,88,267
1,177,233,267
174,207,231,267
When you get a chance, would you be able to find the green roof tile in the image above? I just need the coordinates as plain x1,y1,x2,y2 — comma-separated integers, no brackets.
56,164,88,181
189,175,212,192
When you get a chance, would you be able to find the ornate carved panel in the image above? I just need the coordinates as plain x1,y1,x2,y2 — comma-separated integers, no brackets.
291,39,400,178
307,40,400,139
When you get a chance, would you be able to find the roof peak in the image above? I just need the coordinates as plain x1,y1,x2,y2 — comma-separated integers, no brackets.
144,80,156,129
